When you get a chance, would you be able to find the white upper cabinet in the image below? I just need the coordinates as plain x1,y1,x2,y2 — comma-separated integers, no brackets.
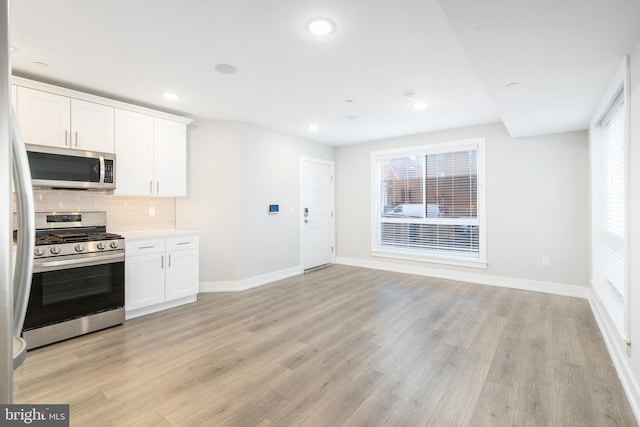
16,86,115,153
114,110,155,196
115,111,187,197
70,99,115,152
154,118,187,197
17,87,71,148
12,76,192,196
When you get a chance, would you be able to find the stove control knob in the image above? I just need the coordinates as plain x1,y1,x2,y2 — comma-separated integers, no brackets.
97,242,107,250
110,241,119,249
50,246,62,255
75,244,85,252
34,247,45,257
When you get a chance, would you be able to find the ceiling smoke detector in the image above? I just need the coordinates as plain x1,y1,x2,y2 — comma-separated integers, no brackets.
214,63,237,75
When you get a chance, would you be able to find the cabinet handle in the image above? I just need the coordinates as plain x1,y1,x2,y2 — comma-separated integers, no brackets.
161,255,164,269
176,242,190,246
168,254,171,268
75,131,78,147
156,181,160,194
138,245,155,250
64,130,68,146
149,180,153,194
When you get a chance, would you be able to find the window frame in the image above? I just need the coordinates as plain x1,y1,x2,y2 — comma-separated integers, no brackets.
370,137,487,268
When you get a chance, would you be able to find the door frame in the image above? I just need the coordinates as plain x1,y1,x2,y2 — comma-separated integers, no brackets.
299,156,336,270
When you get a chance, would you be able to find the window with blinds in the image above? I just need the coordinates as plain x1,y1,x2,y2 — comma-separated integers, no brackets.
601,91,626,300
372,138,485,263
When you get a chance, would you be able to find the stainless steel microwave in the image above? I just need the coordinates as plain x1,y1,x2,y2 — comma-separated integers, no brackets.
26,144,116,190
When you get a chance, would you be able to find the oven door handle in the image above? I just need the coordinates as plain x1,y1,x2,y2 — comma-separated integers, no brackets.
33,253,125,273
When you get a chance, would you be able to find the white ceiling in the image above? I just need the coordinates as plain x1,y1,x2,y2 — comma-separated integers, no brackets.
10,0,640,145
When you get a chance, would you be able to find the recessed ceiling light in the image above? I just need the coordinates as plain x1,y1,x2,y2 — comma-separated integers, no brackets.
214,63,237,74
412,101,428,111
307,123,320,132
162,92,180,101
306,18,336,36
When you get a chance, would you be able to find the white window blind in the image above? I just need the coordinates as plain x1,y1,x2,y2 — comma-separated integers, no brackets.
373,140,484,262
601,92,626,300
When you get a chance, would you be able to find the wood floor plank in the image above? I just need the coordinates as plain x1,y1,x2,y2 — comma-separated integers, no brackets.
341,389,401,427
12,265,637,427
386,343,467,426
551,360,597,427
469,380,518,426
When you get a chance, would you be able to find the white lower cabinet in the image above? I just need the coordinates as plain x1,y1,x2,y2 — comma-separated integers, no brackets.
125,234,199,315
165,237,200,300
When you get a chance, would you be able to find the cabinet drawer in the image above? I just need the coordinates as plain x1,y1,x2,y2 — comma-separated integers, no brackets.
166,235,199,251
125,239,165,256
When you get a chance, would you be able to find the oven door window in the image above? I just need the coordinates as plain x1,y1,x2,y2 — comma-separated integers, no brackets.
24,261,124,330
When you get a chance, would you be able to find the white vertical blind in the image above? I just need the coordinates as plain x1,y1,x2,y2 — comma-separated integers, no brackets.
601,91,626,300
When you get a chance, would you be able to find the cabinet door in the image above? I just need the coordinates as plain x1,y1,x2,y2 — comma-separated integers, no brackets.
153,118,187,197
16,87,70,148
125,253,166,311
71,99,115,153
114,109,155,196
165,249,199,301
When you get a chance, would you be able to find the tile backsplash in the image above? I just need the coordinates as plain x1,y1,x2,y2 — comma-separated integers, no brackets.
13,190,176,232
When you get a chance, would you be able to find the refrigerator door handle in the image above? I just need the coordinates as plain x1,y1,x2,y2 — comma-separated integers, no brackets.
11,107,35,337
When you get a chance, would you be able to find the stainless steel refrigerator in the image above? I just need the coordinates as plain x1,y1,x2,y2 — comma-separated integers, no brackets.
1,0,35,404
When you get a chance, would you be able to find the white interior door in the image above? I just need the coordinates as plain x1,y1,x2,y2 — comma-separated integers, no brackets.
300,157,334,270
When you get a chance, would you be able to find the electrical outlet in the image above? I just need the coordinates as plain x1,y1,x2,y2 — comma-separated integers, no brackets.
542,256,550,266
148,206,156,217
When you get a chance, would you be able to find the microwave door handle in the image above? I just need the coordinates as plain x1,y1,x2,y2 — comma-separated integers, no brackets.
99,155,105,187
11,108,35,337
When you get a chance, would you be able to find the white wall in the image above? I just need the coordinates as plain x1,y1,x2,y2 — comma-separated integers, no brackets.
176,120,334,287
176,121,242,282
335,122,590,293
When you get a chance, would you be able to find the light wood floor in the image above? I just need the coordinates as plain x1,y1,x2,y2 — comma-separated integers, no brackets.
14,265,637,426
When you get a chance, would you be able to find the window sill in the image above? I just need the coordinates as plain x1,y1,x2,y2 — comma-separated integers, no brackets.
371,250,487,269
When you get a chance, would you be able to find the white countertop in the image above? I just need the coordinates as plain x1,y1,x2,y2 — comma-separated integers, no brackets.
116,229,199,240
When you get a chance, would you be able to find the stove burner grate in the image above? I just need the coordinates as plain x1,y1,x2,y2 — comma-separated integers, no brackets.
33,231,124,246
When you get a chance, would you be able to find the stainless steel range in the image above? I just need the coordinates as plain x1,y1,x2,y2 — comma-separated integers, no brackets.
16,211,125,349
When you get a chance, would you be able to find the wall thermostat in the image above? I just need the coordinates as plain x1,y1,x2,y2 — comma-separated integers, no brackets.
269,204,279,214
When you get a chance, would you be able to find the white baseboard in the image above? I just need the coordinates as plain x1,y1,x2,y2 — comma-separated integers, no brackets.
125,294,197,320
335,256,590,299
588,291,640,423
200,265,303,292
